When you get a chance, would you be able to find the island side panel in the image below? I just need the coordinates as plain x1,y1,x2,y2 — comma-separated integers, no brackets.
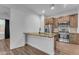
25,35,54,55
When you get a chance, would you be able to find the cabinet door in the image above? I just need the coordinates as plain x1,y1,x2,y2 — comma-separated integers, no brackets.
44,17,47,25
54,18,58,27
58,17,65,23
69,34,77,44
75,34,79,44
49,18,53,25
69,33,79,45
44,17,49,25
58,16,69,23
58,17,62,23
63,16,69,22
45,17,54,25
70,14,78,28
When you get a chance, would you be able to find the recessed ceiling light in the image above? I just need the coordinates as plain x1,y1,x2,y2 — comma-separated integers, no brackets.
42,10,45,14
51,4,55,10
51,6,54,10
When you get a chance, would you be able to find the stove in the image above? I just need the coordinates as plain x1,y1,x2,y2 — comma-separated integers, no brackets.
59,32,69,42
58,22,70,43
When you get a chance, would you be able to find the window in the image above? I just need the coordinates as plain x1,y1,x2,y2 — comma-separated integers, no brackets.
0,19,5,34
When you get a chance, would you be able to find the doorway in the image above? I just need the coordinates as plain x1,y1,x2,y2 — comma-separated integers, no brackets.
0,19,10,39
5,19,10,39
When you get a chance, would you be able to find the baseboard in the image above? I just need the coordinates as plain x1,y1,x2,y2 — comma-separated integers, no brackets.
25,44,49,55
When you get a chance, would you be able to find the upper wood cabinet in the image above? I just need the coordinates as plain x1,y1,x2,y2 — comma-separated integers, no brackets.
57,16,69,23
63,16,69,22
44,17,49,25
54,18,58,27
44,14,78,28
57,17,61,24
69,14,78,28
44,17,54,25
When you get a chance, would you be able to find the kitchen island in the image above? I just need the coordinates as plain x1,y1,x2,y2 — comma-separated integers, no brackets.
24,32,57,55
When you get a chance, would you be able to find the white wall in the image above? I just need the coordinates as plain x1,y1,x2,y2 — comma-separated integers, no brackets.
40,15,45,32
24,12,41,33
0,13,10,20
10,8,26,49
10,8,42,49
0,5,10,20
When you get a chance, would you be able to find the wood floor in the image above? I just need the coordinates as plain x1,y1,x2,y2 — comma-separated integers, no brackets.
55,41,79,55
0,39,48,55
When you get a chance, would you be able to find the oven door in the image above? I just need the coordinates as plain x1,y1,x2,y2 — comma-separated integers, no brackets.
59,32,69,42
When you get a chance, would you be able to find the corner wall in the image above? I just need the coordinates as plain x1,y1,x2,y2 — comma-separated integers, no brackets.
24,13,41,33
10,8,26,49
10,8,42,49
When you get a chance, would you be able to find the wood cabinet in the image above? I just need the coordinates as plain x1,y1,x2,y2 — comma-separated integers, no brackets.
56,41,79,55
57,17,62,24
69,33,77,44
69,33,79,45
45,14,78,28
44,17,54,25
48,18,54,25
54,18,58,27
69,14,78,28
63,16,69,22
54,16,69,28
44,17,49,25
57,16,69,23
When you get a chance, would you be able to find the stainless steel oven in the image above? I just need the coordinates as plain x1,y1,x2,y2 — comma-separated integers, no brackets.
59,32,69,42
58,22,70,42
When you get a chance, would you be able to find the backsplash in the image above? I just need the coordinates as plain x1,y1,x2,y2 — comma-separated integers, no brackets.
70,28,77,33
54,28,77,33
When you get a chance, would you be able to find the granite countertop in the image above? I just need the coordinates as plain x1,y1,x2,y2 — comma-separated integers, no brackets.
24,32,57,38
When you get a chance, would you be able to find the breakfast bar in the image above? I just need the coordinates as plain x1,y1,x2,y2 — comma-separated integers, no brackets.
24,33,57,55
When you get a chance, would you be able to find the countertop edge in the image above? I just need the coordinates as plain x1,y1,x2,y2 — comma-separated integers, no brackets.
24,33,57,38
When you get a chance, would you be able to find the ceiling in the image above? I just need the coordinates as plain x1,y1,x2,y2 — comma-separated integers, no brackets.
1,4,79,16
23,4,79,16
0,5,10,16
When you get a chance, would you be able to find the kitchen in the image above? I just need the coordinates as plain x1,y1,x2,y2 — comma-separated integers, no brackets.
25,13,78,55
20,4,79,55
0,0,79,59
0,4,79,55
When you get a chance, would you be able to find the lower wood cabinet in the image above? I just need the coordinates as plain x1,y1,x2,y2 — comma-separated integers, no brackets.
69,33,79,45
56,41,79,55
